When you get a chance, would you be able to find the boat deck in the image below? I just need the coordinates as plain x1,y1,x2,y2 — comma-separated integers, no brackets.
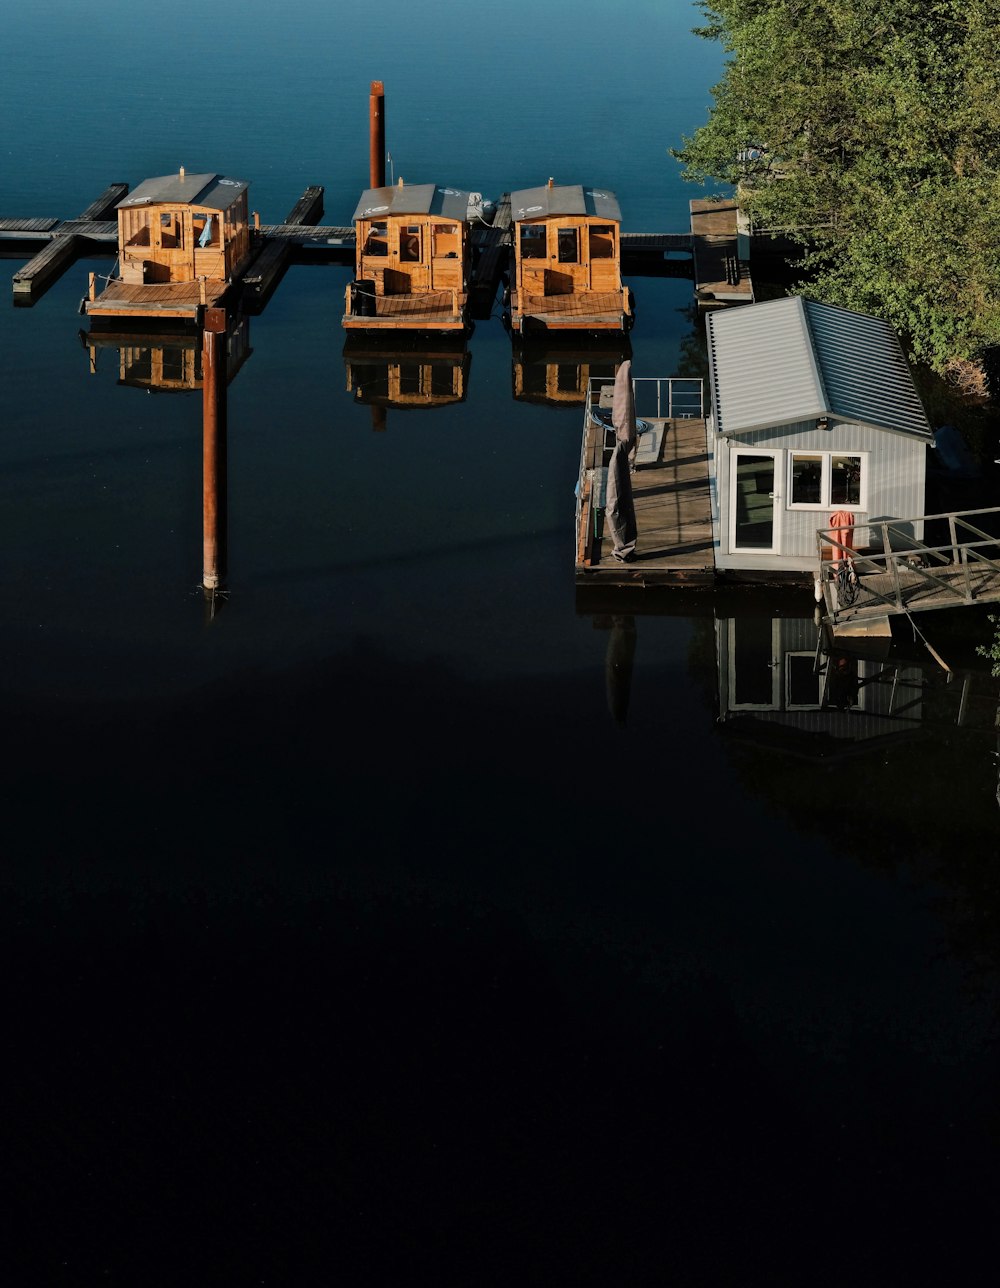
342,290,467,332
576,394,715,586
84,279,229,319
511,289,629,331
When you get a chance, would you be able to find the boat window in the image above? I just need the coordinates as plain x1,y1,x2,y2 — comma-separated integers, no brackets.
432,224,459,258
589,225,615,259
193,213,219,249
520,225,546,259
400,226,422,262
124,211,152,247
159,212,182,249
364,222,388,256
557,227,578,263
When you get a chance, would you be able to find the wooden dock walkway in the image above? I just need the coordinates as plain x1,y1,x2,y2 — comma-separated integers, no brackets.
9,183,126,300
241,185,326,311
690,197,753,308
575,380,714,587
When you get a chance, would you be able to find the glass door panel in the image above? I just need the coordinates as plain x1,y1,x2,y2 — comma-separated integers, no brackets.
733,453,777,551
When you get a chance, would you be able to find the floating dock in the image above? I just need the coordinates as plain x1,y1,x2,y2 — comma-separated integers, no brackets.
575,378,715,587
689,197,753,307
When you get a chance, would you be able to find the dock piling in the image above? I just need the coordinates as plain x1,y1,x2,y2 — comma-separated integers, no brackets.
370,81,385,188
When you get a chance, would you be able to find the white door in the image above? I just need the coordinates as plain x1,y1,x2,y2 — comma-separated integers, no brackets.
731,450,781,553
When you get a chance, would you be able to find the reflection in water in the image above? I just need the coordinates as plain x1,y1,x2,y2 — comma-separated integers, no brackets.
79,310,253,393
713,611,1000,754
343,335,471,428
78,307,251,614
602,614,637,727
511,335,632,407
201,308,228,615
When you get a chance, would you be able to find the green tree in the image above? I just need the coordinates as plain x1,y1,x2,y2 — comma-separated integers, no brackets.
673,1,1000,373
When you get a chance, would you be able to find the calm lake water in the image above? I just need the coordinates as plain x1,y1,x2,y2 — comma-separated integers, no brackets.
3,3,999,1282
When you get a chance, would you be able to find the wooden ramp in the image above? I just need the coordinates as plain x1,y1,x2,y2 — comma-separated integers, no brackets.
576,379,714,586
820,508,1000,634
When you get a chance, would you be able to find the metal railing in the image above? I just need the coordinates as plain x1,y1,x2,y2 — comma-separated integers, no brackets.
816,507,1000,624
586,375,704,421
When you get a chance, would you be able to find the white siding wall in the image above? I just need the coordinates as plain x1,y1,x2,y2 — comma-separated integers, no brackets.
715,419,927,574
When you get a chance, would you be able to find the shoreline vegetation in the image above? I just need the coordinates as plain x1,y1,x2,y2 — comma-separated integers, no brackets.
672,1,1000,427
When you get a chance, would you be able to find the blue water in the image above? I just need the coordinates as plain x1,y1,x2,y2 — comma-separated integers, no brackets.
3,4,999,1283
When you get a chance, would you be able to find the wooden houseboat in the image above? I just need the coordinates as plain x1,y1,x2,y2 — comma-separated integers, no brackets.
505,181,634,334
83,170,255,322
342,182,477,334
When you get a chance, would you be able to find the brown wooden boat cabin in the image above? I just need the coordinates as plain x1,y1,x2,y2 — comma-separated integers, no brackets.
83,170,254,322
505,182,634,334
343,182,475,334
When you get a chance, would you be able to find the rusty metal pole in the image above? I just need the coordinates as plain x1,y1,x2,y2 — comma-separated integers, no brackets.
369,81,385,188
202,307,228,599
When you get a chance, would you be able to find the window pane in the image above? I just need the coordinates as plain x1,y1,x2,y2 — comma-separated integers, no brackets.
831,455,862,505
400,226,421,262
520,226,546,258
589,225,614,258
791,454,822,504
557,227,578,263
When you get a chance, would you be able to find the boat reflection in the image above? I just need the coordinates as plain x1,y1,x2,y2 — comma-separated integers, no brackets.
511,334,631,407
79,309,253,392
343,334,471,425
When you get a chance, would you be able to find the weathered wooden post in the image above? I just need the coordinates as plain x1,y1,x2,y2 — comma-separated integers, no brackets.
370,81,385,188
202,307,228,600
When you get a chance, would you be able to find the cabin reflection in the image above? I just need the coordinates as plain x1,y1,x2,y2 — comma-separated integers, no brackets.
80,311,252,392
716,613,1000,755
511,336,631,407
343,336,471,414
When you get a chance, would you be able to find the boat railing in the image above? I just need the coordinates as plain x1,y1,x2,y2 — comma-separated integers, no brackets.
586,375,704,421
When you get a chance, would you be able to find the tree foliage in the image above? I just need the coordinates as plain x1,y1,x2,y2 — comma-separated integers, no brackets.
673,1,1000,373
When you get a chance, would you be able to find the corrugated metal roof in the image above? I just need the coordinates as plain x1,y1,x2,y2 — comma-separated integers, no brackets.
706,296,933,441
117,173,249,211
509,185,621,223
351,184,473,222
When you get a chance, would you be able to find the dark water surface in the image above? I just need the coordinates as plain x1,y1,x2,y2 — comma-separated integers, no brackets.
3,3,999,1283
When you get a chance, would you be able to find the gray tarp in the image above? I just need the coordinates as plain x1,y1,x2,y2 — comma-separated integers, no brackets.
605,360,637,560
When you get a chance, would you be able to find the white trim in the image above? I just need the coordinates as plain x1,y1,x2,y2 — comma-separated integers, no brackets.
786,449,868,512
730,449,782,554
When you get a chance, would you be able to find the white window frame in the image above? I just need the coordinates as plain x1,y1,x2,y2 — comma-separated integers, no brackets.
786,449,868,512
